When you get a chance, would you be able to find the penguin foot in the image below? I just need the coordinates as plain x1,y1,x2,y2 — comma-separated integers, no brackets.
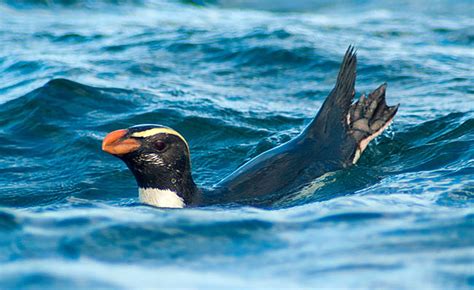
348,83,399,164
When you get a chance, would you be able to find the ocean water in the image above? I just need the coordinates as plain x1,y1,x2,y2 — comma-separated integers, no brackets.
0,0,473,289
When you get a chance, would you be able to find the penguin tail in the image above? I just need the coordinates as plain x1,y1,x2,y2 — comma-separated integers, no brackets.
304,46,399,166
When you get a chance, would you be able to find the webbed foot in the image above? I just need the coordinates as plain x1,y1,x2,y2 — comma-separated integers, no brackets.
348,83,399,163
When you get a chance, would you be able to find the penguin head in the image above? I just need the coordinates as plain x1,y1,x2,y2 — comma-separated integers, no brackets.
102,124,197,208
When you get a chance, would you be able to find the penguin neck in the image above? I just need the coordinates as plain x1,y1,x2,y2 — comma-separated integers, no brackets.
138,188,185,208
134,172,200,208
121,154,200,208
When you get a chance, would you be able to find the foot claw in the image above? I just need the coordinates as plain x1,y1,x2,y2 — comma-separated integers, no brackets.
382,104,399,122
368,83,387,101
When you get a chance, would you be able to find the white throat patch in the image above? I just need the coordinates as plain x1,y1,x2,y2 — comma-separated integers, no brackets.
138,188,185,208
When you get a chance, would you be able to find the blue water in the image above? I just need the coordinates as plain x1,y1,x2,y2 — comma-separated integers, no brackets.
1,0,473,289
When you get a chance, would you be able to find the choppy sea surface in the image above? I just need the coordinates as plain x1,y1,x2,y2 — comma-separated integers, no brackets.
0,0,473,289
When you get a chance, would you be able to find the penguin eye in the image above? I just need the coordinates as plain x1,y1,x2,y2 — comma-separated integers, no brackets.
154,141,167,152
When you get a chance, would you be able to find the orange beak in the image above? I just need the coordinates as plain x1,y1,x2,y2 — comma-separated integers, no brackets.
102,129,141,155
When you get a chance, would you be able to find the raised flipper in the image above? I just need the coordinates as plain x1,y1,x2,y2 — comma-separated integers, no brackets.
303,46,399,166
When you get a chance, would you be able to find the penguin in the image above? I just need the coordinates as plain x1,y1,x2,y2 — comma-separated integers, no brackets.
102,47,399,208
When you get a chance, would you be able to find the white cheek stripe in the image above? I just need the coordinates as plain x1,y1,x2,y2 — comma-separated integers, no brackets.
131,128,188,148
139,188,185,208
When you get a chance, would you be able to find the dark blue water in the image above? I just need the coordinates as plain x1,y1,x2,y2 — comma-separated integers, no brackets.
1,0,473,289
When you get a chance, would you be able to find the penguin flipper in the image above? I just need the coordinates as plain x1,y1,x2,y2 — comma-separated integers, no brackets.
304,46,398,166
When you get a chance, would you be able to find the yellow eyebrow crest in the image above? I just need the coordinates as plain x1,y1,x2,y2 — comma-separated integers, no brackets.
131,128,189,149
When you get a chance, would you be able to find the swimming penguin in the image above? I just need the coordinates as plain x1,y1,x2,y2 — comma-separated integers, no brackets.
102,47,398,208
